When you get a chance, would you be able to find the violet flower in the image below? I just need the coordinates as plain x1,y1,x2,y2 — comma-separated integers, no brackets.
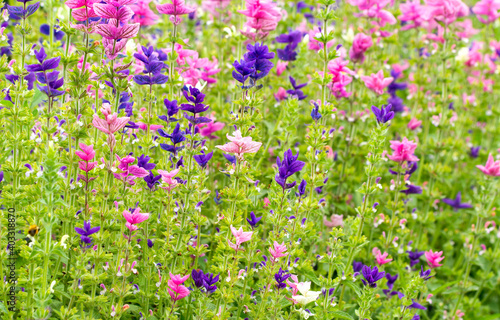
274,268,291,290
371,104,394,124
361,265,385,288
180,87,211,125
74,220,100,244
158,123,186,155
246,211,262,229
287,76,307,100
442,192,473,211
193,151,213,168
275,149,305,191
133,45,168,85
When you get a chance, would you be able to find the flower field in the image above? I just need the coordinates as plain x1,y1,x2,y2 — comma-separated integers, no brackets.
1,0,500,319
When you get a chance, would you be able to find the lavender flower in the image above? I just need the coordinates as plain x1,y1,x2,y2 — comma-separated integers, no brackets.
275,149,305,191
442,192,473,211
74,221,100,245
133,45,168,85
287,76,307,100
274,268,291,290
194,151,213,168
361,265,385,288
246,211,262,229
371,104,394,124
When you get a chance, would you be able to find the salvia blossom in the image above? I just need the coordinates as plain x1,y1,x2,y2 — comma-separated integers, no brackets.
473,0,500,24
180,87,211,124
193,151,213,168
246,211,262,229
167,273,190,301
371,104,394,124
133,45,168,85
191,269,219,294
275,149,305,191
361,70,394,95
274,268,291,290
442,192,473,211
7,1,40,19
75,220,100,244
130,0,159,26
323,214,343,228
233,43,275,87
26,48,65,98
123,207,150,232
228,225,253,251
387,138,419,163
158,123,186,155
276,30,302,61
157,169,180,191
92,104,130,151
269,241,288,261
407,250,424,268
374,248,393,266
469,146,481,158
361,265,385,288
287,76,307,100
476,154,500,176
349,33,372,63
291,281,321,305
425,250,444,269
216,130,262,160
238,0,282,41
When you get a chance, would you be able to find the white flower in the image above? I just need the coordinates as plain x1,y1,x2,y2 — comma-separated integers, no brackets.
298,308,315,319
292,282,321,306
455,47,469,63
60,235,69,249
49,280,56,293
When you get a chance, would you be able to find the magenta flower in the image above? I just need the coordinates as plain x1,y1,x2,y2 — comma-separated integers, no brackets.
113,154,149,185
360,70,393,95
167,273,190,301
94,3,134,22
158,169,180,191
399,0,425,30
228,225,253,251
95,23,139,40
65,0,99,21
425,250,444,268
387,138,419,163
269,241,288,261
476,154,500,176
473,0,500,24
92,104,130,151
421,0,468,25
130,0,159,26
215,130,262,159
407,118,422,130
76,143,96,162
238,0,282,41
197,119,225,140
349,33,372,63
374,248,393,266
157,0,195,24
123,207,150,232
323,214,343,228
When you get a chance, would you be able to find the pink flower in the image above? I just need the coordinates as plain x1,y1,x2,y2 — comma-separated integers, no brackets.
94,3,134,22
238,0,282,41
407,118,422,130
158,169,180,191
387,137,419,163
216,130,262,159
373,248,393,266
123,207,150,232
95,23,140,40
92,104,130,135
327,58,353,98
157,0,195,17
65,0,99,21
425,250,444,268
202,0,232,17
276,61,288,76
76,143,96,161
228,225,253,251
113,155,149,185
399,0,425,30
455,19,479,38
286,274,299,295
269,241,288,261
360,70,393,95
323,214,343,228
477,154,500,176
167,273,190,301
421,0,468,25
274,87,288,101
197,116,225,139
130,0,159,26
308,27,335,51
164,42,198,65
349,33,373,63
473,0,500,24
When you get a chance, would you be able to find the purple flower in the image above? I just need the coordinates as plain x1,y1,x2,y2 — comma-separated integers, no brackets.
407,250,424,268
296,179,307,197
276,30,302,61
311,102,322,121
275,149,305,191
419,266,432,281
137,155,156,171
214,190,223,205
353,261,364,273
361,265,385,288
7,2,40,19
400,184,422,195
147,239,154,248
371,104,394,124
133,45,168,85
180,87,211,125
408,299,427,310
158,123,186,155
143,171,161,190
232,59,255,84
74,221,100,244
244,42,274,81
287,76,307,100
246,211,262,229
442,192,473,211
194,151,213,168
191,269,219,294
40,24,65,41
274,268,291,290
470,146,480,158
159,98,179,123
385,273,398,290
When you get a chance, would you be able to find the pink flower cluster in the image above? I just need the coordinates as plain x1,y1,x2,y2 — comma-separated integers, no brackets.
327,58,353,99
167,273,190,301
123,207,149,232
387,137,419,163
92,104,130,152
349,33,373,64
238,0,282,41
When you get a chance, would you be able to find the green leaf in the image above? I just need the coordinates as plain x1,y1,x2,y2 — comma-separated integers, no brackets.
330,311,354,320
0,100,13,108
431,280,460,295
30,89,45,108
344,281,362,298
